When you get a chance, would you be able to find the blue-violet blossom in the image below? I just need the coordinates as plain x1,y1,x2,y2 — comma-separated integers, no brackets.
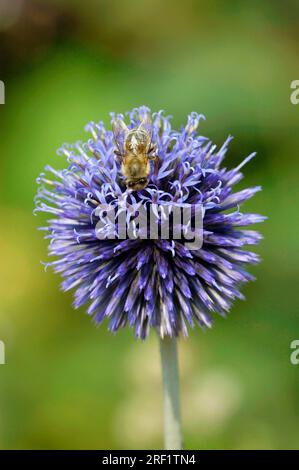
35,106,265,339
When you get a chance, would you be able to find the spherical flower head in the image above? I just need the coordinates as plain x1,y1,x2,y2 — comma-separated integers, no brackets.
35,106,265,339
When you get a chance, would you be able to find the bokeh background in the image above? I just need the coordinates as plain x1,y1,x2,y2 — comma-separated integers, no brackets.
0,0,299,450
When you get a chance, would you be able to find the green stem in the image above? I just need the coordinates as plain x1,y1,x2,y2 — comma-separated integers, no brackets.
159,336,182,450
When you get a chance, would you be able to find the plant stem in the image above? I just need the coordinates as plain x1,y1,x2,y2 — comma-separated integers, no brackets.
159,336,182,450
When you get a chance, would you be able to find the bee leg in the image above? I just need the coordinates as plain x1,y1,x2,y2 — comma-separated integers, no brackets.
154,155,160,176
148,154,160,176
114,150,123,163
148,144,157,154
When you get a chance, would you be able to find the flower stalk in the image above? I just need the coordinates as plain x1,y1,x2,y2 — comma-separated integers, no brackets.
159,336,182,450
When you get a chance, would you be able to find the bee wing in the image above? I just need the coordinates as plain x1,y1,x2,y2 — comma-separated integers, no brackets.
138,113,152,134
138,114,152,149
112,118,129,154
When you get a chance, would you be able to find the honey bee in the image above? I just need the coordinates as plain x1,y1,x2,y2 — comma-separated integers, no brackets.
112,114,159,191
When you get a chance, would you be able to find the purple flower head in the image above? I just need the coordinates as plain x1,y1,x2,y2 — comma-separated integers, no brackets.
35,106,265,339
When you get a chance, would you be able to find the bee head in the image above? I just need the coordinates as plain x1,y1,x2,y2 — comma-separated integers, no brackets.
127,178,148,191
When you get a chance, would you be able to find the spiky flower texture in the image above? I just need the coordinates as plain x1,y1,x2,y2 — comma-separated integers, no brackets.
36,107,265,339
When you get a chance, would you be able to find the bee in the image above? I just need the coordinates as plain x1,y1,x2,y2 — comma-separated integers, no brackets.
112,114,159,191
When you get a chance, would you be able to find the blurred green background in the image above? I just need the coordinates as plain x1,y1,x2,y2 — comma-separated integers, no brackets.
0,0,298,450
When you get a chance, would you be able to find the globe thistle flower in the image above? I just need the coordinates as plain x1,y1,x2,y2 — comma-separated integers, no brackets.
35,106,265,339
